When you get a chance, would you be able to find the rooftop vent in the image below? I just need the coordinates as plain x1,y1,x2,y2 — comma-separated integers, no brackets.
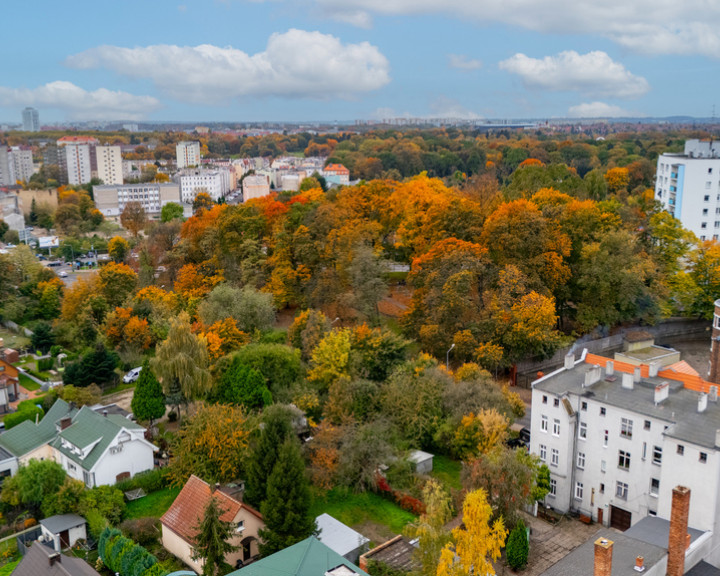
622,372,634,390
654,382,670,405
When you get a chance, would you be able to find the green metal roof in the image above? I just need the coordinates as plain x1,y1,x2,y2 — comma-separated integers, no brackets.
228,537,370,576
0,398,75,457
52,406,140,472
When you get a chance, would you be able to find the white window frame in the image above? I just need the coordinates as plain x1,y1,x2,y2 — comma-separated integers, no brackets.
618,450,631,470
549,478,557,496
650,478,659,496
577,452,585,469
616,481,628,500
575,482,584,500
541,415,548,432
620,418,633,439
551,448,559,467
653,446,662,465
539,444,547,462
579,422,587,440
553,418,561,436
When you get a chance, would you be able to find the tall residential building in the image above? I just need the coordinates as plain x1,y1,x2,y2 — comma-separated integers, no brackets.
8,147,34,184
655,139,720,241
93,183,181,219
0,147,10,186
21,108,39,132
57,137,98,186
96,146,123,185
176,141,201,168
177,169,231,202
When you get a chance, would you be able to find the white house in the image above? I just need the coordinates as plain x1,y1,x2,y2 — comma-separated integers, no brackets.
655,139,720,241
530,349,720,534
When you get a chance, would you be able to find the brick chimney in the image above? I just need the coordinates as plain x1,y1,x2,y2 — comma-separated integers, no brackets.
667,486,691,576
594,537,613,576
710,299,720,385
59,417,72,431
48,552,61,566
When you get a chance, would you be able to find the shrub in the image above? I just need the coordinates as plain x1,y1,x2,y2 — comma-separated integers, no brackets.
85,509,109,539
167,411,177,423
506,519,529,570
50,345,62,357
23,518,37,528
4,405,43,429
121,544,146,576
119,518,160,547
37,357,54,372
115,468,168,494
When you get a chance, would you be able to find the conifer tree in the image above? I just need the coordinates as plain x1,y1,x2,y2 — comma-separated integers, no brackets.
131,359,165,428
192,496,238,576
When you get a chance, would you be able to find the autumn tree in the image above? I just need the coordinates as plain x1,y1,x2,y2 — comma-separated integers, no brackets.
152,312,212,419
604,166,630,194
193,191,214,214
287,309,331,362
168,404,252,485
120,201,146,238
108,236,130,263
198,284,275,333
131,359,165,427
436,489,507,576
409,480,453,576
192,496,239,576
98,262,138,308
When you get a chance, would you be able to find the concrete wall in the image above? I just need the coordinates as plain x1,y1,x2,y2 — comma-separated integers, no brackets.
15,189,58,214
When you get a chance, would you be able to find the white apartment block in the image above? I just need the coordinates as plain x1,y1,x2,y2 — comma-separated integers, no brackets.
8,148,34,184
176,141,201,168
178,169,231,202
62,144,93,186
0,147,11,186
93,183,181,218
22,107,39,132
531,349,720,535
243,174,271,202
96,146,123,185
656,140,720,241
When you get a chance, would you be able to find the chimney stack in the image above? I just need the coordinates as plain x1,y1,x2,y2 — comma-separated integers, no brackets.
698,393,708,414
649,362,660,378
622,372,634,390
103,410,108,418
710,386,718,403
594,537,613,576
585,365,602,387
59,417,72,431
634,367,642,383
667,486,691,576
565,351,575,370
605,361,614,377
635,556,645,572
48,552,61,566
654,382,670,405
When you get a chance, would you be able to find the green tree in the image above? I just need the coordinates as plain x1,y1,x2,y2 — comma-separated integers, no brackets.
506,520,529,570
161,202,185,222
131,360,166,427
346,244,387,324
108,236,130,263
232,344,302,398
212,358,271,410
192,496,239,576
244,405,294,508
0,219,8,241
258,438,316,556
63,343,118,388
0,459,66,516
152,312,211,419
199,284,276,333
31,321,55,354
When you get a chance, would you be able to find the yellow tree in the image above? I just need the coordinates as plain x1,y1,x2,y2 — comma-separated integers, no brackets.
604,167,630,194
107,236,130,263
437,489,507,576
410,480,453,576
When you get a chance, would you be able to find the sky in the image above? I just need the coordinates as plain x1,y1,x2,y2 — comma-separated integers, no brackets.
1,0,719,123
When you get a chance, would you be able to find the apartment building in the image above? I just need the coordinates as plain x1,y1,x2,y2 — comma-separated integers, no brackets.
531,347,720,534
22,107,39,132
93,183,181,218
242,174,270,202
9,147,34,183
176,141,201,168
96,145,123,185
57,136,99,186
655,140,720,241
177,169,231,202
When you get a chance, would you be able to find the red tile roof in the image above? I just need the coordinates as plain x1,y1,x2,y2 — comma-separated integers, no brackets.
324,163,349,174
57,136,99,145
161,475,261,545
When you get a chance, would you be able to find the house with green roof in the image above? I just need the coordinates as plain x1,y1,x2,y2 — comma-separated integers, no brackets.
0,399,156,487
227,536,370,576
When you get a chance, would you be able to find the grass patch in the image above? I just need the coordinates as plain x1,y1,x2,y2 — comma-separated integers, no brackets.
101,381,136,397
0,559,20,575
0,329,30,351
125,487,181,520
17,372,40,392
431,454,463,492
386,271,408,282
310,488,416,535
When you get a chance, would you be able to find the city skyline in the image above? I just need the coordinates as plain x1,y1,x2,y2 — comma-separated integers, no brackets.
1,0,719,123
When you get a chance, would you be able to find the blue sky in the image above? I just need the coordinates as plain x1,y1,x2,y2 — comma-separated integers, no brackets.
1,0,719,123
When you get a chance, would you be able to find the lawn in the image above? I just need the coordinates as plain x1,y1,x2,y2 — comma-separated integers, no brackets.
0,559,20,575
125,487,181,520
431,454,463,492
17,372,41,392
310,487,416,536
0,328,30,351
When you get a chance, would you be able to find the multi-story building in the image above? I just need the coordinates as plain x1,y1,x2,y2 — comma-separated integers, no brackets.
0,147,10,186
242,174,271,202
323,163,350,185
655,140,720,241
176,141,201,168
96,145,123,185
531,347,720,534
93,183,181,219
57,136,99,185
177,169,231,202
8,147,34,184
21,107,39,132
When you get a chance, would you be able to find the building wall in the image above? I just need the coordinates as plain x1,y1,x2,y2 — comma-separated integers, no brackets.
90,435,154,487
96,146,123,185
176,141,201,169
162,526,203,573
179,170,231,202
94,183,181,218
19,443,56,467
15,189,58,215
63,145,93,185
9,149,34,183
0,147,10,186
243,175,270,201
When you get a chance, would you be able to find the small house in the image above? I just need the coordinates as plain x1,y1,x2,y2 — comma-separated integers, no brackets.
408,450,433,474
315,513,370,564
40,514,87,552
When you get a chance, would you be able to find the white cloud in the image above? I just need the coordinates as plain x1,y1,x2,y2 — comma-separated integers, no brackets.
0,81,161,121
66,29,390,103
312,0,720,57
567,101,632,118
428,96,481,119
448,54,482,71
499,51,649,98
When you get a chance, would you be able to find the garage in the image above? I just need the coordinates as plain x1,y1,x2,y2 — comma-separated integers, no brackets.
610,505,632,531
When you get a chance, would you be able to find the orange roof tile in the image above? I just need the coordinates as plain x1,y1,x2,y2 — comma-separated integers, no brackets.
324,163,349,174
161,475,261,545
663,361,700,377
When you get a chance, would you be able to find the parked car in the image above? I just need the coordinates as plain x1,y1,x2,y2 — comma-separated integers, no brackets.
59,270,68,278
123,366,143,383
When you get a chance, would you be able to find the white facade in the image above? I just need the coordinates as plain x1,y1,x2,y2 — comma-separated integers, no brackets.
243,174,271,201
179,169,231,202
8,148,34,184
22,107,39,132
531,351,720,534
93,183,181,218
0,147,10,186
176,141,201,168
655,139,720,241
96,145,123,185
63,144,93,185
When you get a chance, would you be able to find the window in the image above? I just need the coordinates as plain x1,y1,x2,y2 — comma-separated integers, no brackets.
542,395,548,404
581,401,587,411
598,482,605,494
677,444,685,456
642,442,647,460
616,481,629,500
644,420,651,431
600,407,606,416
553,397,560,407
700,452,708,463
549,478,557,496
601,460,606,473
650,478,660,496
579,422,587,440
618,450,631,470
707,182,712,189
551,448,559,467
603,430,609,447
539,444,547,461
575,482,584,500
653,446,662,464
705,195,711,201
704,208,710,216
577,452,585,469
553,419,561,436
620,418,633,439
541,415,548,432
702,223,708,229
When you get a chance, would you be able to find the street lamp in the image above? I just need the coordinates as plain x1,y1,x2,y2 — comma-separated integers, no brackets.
446,343,455,371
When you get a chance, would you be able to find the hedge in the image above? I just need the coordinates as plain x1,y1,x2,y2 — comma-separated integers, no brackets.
98,527,165,576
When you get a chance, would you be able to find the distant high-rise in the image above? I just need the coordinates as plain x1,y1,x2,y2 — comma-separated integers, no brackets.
21,108,39,132
96,146,123,185
176,141,201,169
